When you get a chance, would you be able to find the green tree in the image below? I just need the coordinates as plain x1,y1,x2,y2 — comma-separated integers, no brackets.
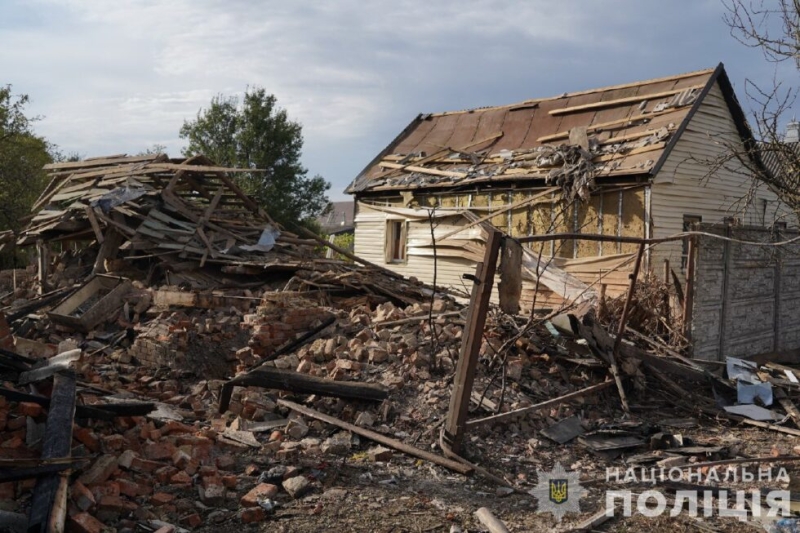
0,86,53,233
179,88,330,228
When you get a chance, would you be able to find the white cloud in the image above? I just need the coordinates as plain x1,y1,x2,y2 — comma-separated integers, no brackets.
0,0,789,198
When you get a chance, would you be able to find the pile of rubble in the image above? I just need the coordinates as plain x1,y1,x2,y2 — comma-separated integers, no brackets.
5,155,800,532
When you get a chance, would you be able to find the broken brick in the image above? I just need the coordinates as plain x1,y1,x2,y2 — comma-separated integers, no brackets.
150,492,176,506
117,449,138,470
144,441,176,461
73,427,101,453
117,478,140,498
155,465,179,484
282,476,311,499
78,455,118,486
70,480,96,512
68,512,106,533
240,483,278,507
130,456,162,473
170,471,192,486
100,434,126,452
98,494,138,514
198,484,225,506
216,454,236,470
171,449,191,469
240,507,266,524
182,513,202,529
17,402,43,418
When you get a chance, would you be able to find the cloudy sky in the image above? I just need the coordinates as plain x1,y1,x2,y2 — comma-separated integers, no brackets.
1,0,797,200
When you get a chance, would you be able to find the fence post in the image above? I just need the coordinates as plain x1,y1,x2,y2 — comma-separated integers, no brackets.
717,225,733,361
442,230,502,454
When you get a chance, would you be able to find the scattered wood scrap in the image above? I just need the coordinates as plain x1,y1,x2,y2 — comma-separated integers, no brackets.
278,399,473,476
219,367,389,414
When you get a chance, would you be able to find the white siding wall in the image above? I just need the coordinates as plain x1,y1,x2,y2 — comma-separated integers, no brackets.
354,204,480,296
650,82,796,274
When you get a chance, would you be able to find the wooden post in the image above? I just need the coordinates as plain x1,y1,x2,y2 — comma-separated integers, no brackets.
683,235,696,342
661,259,671,333
92,228,124,274
442,230,502,454
27,371,77,533
36,240,49,295
717,225,733,360
774,229,783,352
609,242,646,414
598,282,607,319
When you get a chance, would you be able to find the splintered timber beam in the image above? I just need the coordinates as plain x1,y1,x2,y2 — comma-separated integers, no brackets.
218,367,388,414
278,399,473,475
466,380,614,428
442,230,502,453
0,387,153,420
27,371,77,533
607,242,646,414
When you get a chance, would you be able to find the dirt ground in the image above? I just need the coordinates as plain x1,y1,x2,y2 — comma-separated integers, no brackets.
187,408,799,533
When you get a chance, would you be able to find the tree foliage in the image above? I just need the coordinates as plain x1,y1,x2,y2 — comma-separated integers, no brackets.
179,88,330,228
0,86,53,233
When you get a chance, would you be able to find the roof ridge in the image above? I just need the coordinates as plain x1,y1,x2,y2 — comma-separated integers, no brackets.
427,66,718,118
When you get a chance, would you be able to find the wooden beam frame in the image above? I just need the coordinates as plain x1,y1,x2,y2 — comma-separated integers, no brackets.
442,230,502,453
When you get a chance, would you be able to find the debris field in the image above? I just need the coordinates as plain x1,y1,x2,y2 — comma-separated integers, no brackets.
2,155,800,533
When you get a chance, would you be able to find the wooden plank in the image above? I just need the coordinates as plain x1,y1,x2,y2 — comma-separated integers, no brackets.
776,388,800,427
521,247,597,304
378,161,468,179
591,142,666,162
84,207,104,244
608,242,645,414
278,399,473,475
145,163,264,173
740,417,800,436
498,238,522,314
92,228,125,275
43,154,158,170
537,106,686,143
36,241,49,296
26,371,77,533
218,367,387,414
376,131,505,180
550,85,704,116
466,380,613,428
442,230,502,452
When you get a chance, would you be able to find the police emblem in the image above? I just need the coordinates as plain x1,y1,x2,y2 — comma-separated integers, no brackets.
531,463,586,522
549,478,568,504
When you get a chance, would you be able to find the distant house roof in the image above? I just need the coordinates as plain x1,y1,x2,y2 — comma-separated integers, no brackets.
318,201,354,234
760,141,800,180
347,63,756,194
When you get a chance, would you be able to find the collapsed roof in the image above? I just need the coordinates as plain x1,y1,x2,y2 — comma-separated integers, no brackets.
346,64,754,197
17,154,318,285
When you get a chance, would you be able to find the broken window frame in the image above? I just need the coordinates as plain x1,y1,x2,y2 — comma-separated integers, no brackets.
385,219,408,264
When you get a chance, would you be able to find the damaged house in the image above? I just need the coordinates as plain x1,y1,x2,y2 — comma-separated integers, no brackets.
346,63,796,311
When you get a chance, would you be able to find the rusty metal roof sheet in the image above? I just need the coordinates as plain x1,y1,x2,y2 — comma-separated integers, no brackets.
347,65,737,194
